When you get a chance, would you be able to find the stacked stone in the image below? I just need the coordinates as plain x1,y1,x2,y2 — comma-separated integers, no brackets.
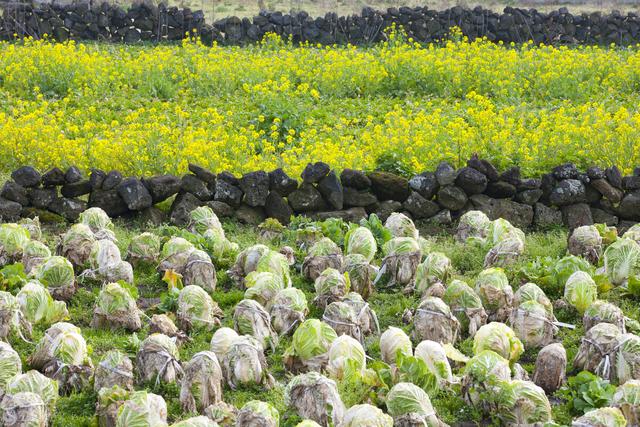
1,160,639,231
1,3,640,46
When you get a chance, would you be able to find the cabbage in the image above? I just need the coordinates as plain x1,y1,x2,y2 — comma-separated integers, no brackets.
189,206,223,235
308,238,341,257
79,207,113,235
127,232,161,266
296,421,322,427
612,379,640,425
474,267,513,322
442,279,487,337
0,223,30,260
462,350,511,407
484,237,525,268
341,404,393,427
58,223,95,268
210,327,239,358
21,239,51,274
178,285,221,332
0,341,21,392
584,300,625,333
510,300,557,349
573,407,627,427
19,217,41,241
552,255,593,289
34,256,75,299
327,335,366,379
17,280,68,325
29,321,90,370
614,333,640,385
230,244,271,280
5,370,59,414
244,271,285,307
386,382,440,427
564,271,598,314
343,254,377,299
413,297,460,344
136,333,182,384
159,237,195,273
0,291,31,341
94,350,134,393
116,390,168,427
604,238,640,286
385,213,419,240
473,322,524,362
415,340,454,383
255,250,291,288
89,239,122,271
170,416,218,427
456,210,491,243
568,225,603,264
179,351,223,414
314,268,350,309
415,252,452,295
382,237,420,257
0,391,48,426
286,319,337,370
574,323,623,379
487,218,525,246
513,282,553,314
344,227,377,262
268,287,308,335
380,326,413,364
237,401,279,427
93,282,141,331
202,227,239,265
284,371,345,426
221,335,271,389
183,249,217,293
204,401,237,426
233,299,277,350
497,380,552,425
623,224,640,244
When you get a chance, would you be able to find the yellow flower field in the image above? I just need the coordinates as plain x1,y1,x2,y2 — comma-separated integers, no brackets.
1,34,640,176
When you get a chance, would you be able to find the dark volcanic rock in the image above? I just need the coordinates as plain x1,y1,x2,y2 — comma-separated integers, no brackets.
587,166,606,180
102,170,123,190
590,179,623,204
169,192,202,226
313,207,367,223
435,162,457,186
409,173,438,199
181,174,213,201
552,163,578,180
562,203,593,229
623,176,640,191
11,166,41,188
591,207,618,226
217,171,240,186
301,162,330,183
343,187,377,208
264,191,293,225
269,168,298,196
1,181,28,206
214,179,243,207
235,204,265,225
549,179,586,206
372,200,403,222
485,181,516,198
49,197,87,221
455,167,488,195
89,189,130,217
206,201,235,218
606,166,623,189
28,187,56,209
368,171,409,202
188,164,216,186
240,171,270,207
515,189,543,205
0,198,22,221
618,191,640,220
436,185,467,211
90,169,106,190
117,178,153,210
138,207,166,226
517,179,541,190
533,203,563,229
491,199,534,229
142,175,181,203
61,180,92,198
340,169,371,190
42,167,66,187
288,184,326,212
64,166,83,184
317,171,343,210
402,191,440,219
500,167,521,186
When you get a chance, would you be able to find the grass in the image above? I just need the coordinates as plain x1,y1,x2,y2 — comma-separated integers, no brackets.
6,213,624,426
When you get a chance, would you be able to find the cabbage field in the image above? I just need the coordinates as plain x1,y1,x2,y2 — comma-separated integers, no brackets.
2,205,640,426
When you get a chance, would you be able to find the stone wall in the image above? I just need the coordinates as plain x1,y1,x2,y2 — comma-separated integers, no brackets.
1,2,640,45
1,158,637,231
